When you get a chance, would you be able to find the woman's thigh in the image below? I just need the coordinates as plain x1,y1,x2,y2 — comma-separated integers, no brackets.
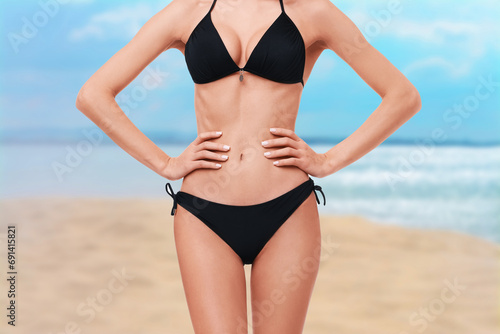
250,193,321,334
174,205,248,334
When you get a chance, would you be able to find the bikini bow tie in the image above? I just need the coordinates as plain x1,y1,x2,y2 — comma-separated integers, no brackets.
165,183,177,216
313,185,327,206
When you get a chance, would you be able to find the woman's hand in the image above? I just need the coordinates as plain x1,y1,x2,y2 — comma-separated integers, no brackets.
162,131,230,180
262,128,331,178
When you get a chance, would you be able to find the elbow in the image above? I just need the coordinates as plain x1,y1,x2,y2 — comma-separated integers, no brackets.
75,83,119,133
389,85,421,115
75,84,92,112
401,83,421,114
407,86,422,114
76,82,111,111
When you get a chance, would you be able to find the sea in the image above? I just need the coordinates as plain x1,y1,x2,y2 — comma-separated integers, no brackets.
1,142,499,244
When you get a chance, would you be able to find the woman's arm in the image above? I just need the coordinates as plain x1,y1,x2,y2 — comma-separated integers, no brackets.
75,0,190,178
313,0,422,175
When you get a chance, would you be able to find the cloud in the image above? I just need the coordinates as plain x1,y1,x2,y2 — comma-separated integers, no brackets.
389,18,499,54
394,17,498,77
390,20,479,44
403,57,471,78
342,1,499,79
68,3,155,42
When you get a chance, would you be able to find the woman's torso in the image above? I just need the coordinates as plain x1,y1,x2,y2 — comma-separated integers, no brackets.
175,0,324,204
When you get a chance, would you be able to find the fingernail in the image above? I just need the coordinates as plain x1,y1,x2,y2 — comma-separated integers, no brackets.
270,128,277,133
264,152,270,156
262,141,268,146
215,163,222,167
273,161,279,165
221,155,228,159
216,131,222,135
223,145,230,150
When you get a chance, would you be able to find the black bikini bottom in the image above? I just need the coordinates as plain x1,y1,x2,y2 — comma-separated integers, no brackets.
165,177,326,265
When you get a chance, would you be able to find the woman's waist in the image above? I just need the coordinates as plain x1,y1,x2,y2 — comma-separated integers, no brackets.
180,156,309,205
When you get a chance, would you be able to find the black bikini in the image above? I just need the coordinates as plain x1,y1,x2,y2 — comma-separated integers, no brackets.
166,178,326,265
184,0,305,86
166,0,325,265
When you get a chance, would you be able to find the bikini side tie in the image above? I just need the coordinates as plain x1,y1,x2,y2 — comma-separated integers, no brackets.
313,185,326,206
165,183,177,216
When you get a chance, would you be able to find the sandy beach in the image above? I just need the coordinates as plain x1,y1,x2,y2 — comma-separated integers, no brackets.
0,197,498,334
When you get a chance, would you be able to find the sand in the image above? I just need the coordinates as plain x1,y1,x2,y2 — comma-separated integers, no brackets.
0,197,498,334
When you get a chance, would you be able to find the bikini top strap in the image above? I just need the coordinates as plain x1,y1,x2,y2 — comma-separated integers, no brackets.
209,0,217,13
279,0,285,13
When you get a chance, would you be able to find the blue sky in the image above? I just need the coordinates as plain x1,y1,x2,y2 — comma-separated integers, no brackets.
1,0,499,145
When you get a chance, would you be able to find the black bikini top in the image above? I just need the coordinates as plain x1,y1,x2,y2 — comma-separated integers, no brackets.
184,0,305,86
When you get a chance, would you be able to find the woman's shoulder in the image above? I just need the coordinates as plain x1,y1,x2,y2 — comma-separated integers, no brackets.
152,0,212,40
285,0,345,33
292,0,343,20
167,0,213,11
285,0,346,49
